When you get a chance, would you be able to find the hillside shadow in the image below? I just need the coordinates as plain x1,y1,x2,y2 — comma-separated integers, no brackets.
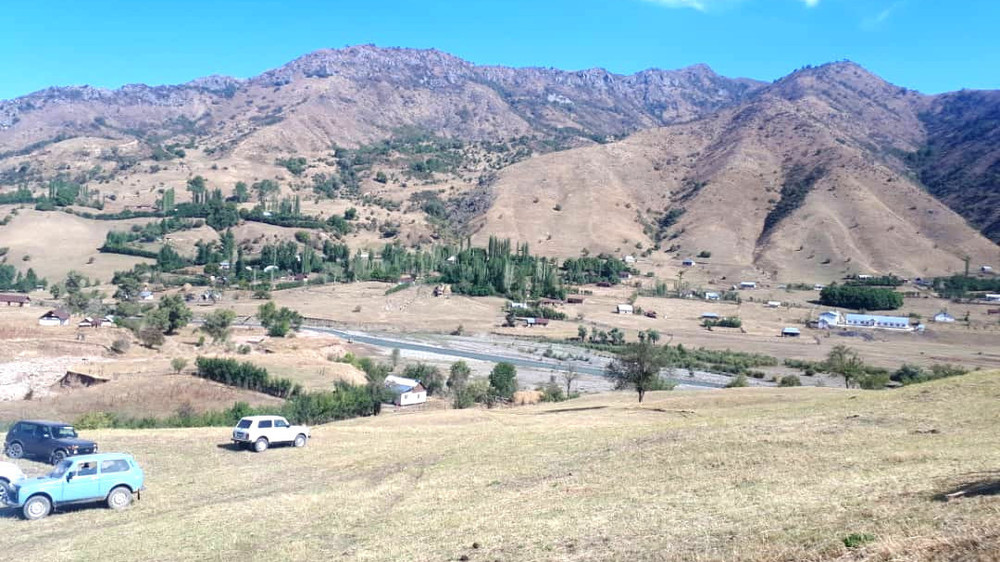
536,406,608,415
933,472,1000,502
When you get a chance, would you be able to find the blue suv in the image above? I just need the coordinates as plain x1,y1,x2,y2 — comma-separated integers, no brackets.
2,453,145,520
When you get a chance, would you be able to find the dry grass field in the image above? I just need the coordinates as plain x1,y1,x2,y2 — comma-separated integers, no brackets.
1,372,998,561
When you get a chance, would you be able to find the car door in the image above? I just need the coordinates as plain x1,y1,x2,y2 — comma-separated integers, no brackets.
98,458,131,497
272,418,292,443
28,425,51,457
61,460,101,502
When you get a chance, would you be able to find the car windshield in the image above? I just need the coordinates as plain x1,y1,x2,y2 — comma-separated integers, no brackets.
54,426,78,439
48,460,73,479
236,420,252,429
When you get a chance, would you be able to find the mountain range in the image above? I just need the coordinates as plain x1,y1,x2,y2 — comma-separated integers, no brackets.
0,44,997,280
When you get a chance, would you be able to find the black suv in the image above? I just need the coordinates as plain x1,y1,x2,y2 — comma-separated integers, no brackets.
4,420,98,465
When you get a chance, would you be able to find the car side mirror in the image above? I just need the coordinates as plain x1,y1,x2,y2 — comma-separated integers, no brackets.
66,472,75,482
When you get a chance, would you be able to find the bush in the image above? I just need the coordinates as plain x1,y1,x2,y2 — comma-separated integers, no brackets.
237,344,252,355
725,374,749,388
194,357,302,398
778,375,802,387
697,250,712,258
111,338,131,355
843,533,876,549
171,357,188,374
539,381,566,402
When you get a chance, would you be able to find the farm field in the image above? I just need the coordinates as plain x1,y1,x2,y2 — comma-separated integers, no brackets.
1,372,998,561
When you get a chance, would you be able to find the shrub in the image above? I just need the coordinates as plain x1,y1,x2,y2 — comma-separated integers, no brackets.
842,533,876,549
111,338,131,355
697,250,711,258
138,325,165,349
194,357,302,398
237,344,252,355
779,375,802,387
725,374,749,388
539,381,566,402
171,357,188,374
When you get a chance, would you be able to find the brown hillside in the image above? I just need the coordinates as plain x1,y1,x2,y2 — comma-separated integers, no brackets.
477,63,998,279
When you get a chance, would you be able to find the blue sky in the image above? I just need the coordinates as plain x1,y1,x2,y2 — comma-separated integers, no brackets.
1,0,997,99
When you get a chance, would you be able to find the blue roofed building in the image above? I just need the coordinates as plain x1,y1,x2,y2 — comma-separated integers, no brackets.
843,313,912,331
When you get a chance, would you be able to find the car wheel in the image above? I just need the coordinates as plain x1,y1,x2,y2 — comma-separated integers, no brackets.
253,437,269,453
50,449,67,465
23,495,51,520
0,479,10,504
6,441,24,459
106,486,133,510
293,434,307,448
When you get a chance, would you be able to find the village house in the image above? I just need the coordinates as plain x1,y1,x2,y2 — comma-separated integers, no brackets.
701,312,720,320
524,317,549,327
623,255,636,265
984,294,1000,303
39,309,71,327
77,315,115,328
384,375,427,407
616,304,634,315
0,294,30,307
739,281,757,290
766,301,782,308
704,292,721,301
509,302,529,310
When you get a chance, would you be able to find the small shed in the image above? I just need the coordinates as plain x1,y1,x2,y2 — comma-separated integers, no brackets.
704,292,721,301
525,317,549,327
982,265,994,274
624,255,636,265
567,296,585,304
781,327,801,337
39,309,71,327
739,281,757,290
933,312,956,323
0,294,30,307
766,301,782,308
139,290,154,301
617,304,634,315
701,312,720,319
509,302,529,310
682,259,695,267
619,271,632,280
984,294,1000,303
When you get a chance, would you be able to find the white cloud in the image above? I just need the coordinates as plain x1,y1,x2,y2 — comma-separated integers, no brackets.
801,0,820,7
861,2,902,30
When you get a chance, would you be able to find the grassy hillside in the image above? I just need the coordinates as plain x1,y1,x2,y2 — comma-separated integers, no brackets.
2,372,998,561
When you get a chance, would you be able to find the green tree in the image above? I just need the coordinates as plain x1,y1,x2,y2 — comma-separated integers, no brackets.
171,357,189,374
234,181,250,203
148,294,192,335
201,309,236,344
826,345,865,388
488,362,518,400
257,301,303,337
577,325,588,340
403,363,444,396
447,361,471,394
605,342,669,403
